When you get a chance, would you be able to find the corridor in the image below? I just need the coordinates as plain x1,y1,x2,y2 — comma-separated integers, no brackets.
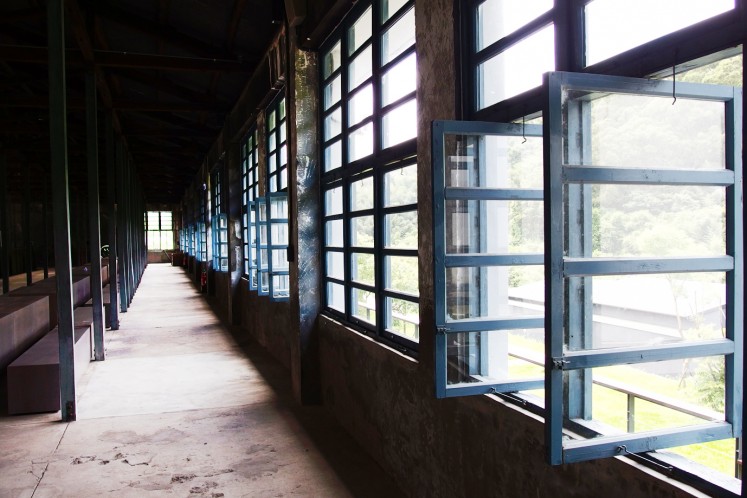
0,263,403,497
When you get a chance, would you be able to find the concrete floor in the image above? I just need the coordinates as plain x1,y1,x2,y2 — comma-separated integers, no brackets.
0,263,404,497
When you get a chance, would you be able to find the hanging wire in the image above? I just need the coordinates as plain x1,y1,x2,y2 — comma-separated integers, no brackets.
522,115,527,144
672,56,677,105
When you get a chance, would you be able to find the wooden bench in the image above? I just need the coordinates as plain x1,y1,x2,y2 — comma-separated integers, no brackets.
8,275,91,329
0,295,50,371
73,259,110,287
6,324,92,414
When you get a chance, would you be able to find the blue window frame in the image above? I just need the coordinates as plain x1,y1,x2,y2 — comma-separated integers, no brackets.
255,196,269,296
241,127,260,289
266,95,288,193
544,71,743,465
211,168,228,272
433,71,743,477
432,119,545,398
320,0,419,350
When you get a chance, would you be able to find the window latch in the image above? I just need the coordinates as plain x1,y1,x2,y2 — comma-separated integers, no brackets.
552,358,569,370
436,326,450,335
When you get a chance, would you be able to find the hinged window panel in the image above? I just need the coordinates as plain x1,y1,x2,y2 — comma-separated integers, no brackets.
544,71,742,465
433,119,545,398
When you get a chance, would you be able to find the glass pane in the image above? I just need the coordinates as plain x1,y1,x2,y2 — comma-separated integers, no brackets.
382,7,415,65
268,153,276,173
446,328,545,386
324,140,343,172
386,256,418,295
351,216,374,247
382,52,416,106
382,98,417,148
352,287,376,325
477,0,553,51
324,75,342,110
270,196,288,219
349,46,373,91
349,122,374,162
268,110,276,131
326,220,344,247
271,223,288,245
351,176,374,211
587,185,725,258
323,41,342,79
273,274,290,297
147,212,159,229
279,98,286,120
327,282,346,312
563,92,726,170
279,121,287,143
324,108,342,141
382,0,408,21
446,265,545,321
352,253,375,286
349,84,374,126
445,200,544,254
269,132,276,152
444,134,543,189
349,6,373,55
280,145,287,166
272,249,288,270
585,0,735,66
563,273,726,351
384,164,417,207
326,251,345,280
385,211,418,249
325,186,343,216
566,357,726,435
386,297,419,340
478,24,555,109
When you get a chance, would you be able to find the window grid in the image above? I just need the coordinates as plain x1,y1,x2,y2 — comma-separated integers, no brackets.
211,169,228,272
320,0,418,351
267,95,288,193
146,211,174,251
241,128,260,289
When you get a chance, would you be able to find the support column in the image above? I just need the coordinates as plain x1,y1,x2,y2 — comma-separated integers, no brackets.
289,42,322,404
48,0,76,422
0,152,9,294
116,141,128,313
43,178,49,279
86,71,105,361
106,113,119,329
24,165,32,285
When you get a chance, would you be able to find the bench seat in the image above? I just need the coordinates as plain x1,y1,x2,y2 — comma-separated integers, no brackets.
6,325,91,415
0,295,50,371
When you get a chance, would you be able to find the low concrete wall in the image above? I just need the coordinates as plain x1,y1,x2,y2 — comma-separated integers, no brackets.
317,315,701,498
239,280,292,370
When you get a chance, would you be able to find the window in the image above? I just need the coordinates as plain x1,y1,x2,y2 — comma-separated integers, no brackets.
544,71,742,465
584,0,735,66
321,0,419,350
241,128,260,289
433,71,743,487
432,120,545,397
471,0,555,111
146,211,174,251
211,169,228,272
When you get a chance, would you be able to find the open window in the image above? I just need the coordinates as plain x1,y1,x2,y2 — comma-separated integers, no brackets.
544,71,742,464
432,119,545,398
433,71,742,469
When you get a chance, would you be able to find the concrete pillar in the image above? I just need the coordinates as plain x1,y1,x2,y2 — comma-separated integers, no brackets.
48,0,77,422
288,35,322,404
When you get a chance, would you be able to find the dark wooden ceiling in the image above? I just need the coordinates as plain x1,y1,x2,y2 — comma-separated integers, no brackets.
0,0,282,204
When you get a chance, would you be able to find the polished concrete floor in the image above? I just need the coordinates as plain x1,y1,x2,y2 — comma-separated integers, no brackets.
0,263,403,497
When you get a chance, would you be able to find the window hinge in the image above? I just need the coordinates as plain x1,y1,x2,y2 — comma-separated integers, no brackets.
436,326,450,335
552,358,569,370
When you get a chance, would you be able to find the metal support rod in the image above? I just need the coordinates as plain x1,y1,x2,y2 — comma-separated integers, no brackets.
42,178,49,279
86,70,105,361
116,140,128,313
0,152,9,294
48,0,76,422
627,393,635,433
105,112,119,329
23,164,32,286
